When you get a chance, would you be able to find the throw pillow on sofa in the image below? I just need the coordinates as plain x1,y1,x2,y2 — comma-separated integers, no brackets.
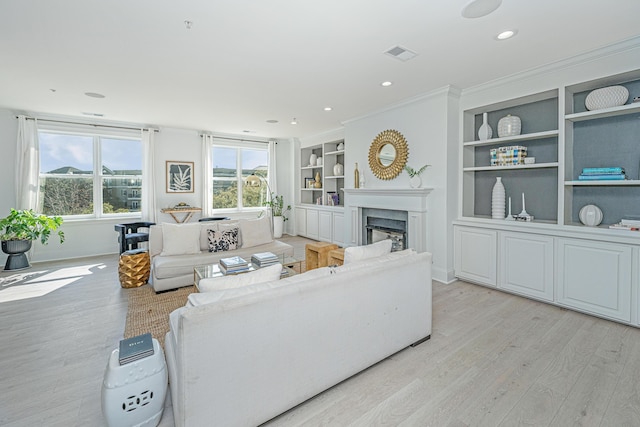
207,228,240,252
239,216,273,248
343,239,392,264
160,222,201,256
196,263,283,294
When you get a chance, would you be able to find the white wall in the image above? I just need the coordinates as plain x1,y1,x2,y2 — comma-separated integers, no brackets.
342,87,460,283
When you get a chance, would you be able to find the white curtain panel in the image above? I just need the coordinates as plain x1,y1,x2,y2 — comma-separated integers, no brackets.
268,139,277,196
141,129,157,223
201,134,214,216
16,115,40,211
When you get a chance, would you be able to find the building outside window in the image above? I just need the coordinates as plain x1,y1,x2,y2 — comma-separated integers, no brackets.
211,143,269,211
38,130,143,217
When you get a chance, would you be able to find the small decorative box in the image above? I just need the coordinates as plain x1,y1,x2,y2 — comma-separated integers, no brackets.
490,145,527,166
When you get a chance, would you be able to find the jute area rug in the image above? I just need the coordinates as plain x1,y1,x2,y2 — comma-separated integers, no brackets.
123,284,195,348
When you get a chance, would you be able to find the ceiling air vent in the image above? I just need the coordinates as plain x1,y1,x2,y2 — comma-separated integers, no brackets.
384,45,418,62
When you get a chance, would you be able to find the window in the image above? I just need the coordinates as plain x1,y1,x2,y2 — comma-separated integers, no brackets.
210,142,269,211
39,130,143,217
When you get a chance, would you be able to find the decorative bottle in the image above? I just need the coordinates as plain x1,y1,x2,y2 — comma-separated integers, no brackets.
491,177,506,219
359,169,366,188
354,163,360,189
478,112,493,141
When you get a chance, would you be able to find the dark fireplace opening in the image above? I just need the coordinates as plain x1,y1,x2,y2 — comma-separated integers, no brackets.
361,208,408,251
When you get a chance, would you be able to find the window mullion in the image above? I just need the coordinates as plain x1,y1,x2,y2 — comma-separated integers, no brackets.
94,136,102,217
237,148,243,209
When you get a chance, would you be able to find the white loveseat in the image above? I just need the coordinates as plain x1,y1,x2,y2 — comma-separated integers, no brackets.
148,216,294,292
165,248,432,427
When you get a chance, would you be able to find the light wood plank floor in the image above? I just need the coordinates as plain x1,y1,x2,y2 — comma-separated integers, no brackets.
2,238,640,426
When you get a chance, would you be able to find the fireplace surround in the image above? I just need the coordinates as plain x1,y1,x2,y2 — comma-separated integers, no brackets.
344,188,432,252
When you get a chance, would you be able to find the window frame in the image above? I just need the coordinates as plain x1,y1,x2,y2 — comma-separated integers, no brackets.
209,140,270,214
37,125,143,220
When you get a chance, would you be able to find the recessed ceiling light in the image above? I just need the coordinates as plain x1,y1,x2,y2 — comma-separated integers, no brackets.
461,0,502,18
291,118,298,125
184,20,193,29
324,107,333,111
266,119,278,124
381,81,393,87
84,92,105,98
496,29,518,40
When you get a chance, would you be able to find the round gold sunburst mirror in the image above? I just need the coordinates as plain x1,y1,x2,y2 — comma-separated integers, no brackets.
368,129,409,180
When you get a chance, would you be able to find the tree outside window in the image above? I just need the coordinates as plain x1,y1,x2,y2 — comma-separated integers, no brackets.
211,145,269,211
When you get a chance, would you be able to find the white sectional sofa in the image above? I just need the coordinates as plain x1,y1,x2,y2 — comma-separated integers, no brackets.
165,247,432,427
148,216,294,292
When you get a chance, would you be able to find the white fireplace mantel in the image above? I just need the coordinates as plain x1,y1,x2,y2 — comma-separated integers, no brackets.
343,187,433,251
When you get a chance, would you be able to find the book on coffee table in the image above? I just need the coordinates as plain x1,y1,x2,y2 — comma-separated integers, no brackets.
219,256,250,273
251,252,279,267
119,332,154,365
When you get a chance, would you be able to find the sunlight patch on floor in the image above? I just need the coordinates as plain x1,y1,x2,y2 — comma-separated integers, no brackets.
0,263,105,303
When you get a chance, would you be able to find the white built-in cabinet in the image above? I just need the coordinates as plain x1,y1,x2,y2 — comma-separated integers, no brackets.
455,67,640,328
556,238,632,322
296,139,345,245
454,224,637,325
500,232,554,302
454,227,497,287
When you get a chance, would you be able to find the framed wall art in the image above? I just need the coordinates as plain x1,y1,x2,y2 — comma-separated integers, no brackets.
166,161,194,193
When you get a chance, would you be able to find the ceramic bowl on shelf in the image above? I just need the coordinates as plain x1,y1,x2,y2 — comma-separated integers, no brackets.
585,85,629,111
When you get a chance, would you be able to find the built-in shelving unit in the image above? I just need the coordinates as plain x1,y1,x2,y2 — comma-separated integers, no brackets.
300,141,345,207
461,89,560,223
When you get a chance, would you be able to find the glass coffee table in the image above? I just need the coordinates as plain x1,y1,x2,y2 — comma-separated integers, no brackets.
194,254,301,291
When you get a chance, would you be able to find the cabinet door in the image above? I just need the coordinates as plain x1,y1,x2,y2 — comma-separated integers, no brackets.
332,212,344,247
499,232,554,301
454,226,497,287
557,238,632,322
318,211,332,242
306,209,319,240
295,207,306,237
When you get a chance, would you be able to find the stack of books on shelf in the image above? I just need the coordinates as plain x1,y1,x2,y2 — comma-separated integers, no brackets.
578,167,626,181
118,333,154,365
219,256,250,274
251,252,279,268
609,217,640,231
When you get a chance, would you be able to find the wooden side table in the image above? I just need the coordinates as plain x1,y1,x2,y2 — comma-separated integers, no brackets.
118,249,150,288
328,248,345,266
305,242,339,270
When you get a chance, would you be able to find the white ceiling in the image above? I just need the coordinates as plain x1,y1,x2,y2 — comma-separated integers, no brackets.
1,0,639,139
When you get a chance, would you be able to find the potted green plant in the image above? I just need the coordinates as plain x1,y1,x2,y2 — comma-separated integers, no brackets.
404,164,430,188
0,209,65,270
263,193,291,238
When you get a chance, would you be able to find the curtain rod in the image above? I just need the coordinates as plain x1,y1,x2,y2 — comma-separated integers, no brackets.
201,134,272,144
18,116,159,132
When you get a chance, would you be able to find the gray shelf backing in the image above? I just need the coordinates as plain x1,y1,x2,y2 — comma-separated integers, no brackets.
474,169,558,221
572,186,640,225
474,97,558,138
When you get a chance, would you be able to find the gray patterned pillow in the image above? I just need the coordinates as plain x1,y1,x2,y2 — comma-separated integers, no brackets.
207,228,239,252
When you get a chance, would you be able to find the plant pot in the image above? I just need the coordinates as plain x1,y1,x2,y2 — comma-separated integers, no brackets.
2,239,32,270
410,175,422,188
273,216,285,239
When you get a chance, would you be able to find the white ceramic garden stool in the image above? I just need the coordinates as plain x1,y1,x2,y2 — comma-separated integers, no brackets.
101,338,167,427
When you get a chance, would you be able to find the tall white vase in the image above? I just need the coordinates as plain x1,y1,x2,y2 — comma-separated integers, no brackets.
273,216,284,238
478,112,493,140
491,177,505,219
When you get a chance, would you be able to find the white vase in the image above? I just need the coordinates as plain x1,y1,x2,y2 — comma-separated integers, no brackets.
317,156,323,166
478,112,493,141
333,162,343,176
491,177,505,219
309,153,317,167
273,216,284,238
410,175,422,188
497,114,522,137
